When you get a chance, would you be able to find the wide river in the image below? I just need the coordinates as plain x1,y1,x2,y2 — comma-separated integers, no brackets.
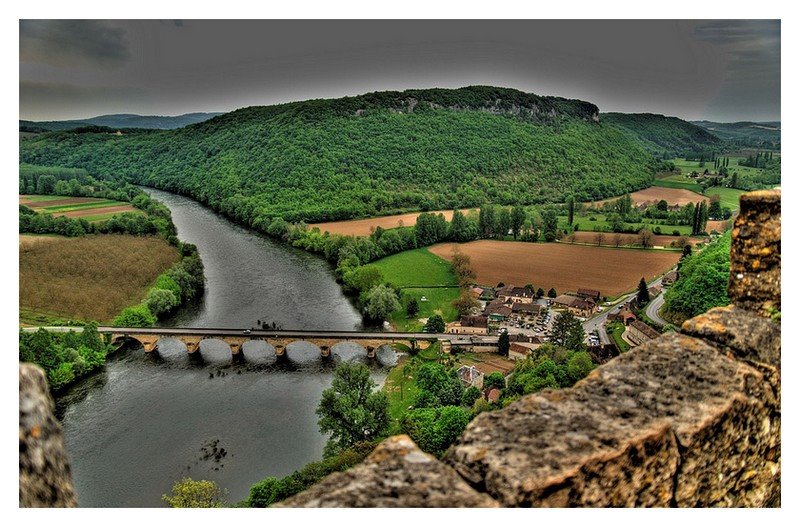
55,188,394,507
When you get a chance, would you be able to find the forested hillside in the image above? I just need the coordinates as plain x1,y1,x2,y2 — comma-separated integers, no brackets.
691,120,780,149
602,113,722,158
20,87,658,223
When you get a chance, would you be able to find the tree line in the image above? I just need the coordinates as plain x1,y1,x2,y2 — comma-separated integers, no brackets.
19,324,110,391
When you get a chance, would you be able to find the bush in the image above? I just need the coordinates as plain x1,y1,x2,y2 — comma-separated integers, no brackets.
47,362,75,391
401,405,471,457
145,288,180,318
247,441,376,507
113,304,156,327
162,477,226,508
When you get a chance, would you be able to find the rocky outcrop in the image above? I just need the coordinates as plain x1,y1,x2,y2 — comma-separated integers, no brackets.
283,189,781,507
276,435,498,507
728,190,780,318
19,364,77,507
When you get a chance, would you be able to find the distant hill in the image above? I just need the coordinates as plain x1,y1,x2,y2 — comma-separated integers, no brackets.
20,86,662,223
601,113,722,158
691,120,780,149
20,112,223,132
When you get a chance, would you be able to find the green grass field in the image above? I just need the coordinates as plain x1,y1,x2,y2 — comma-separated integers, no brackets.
705,187,746,211
563,214,693,236
382,341,444,432
371,248,461,331
669,157,768,180
35,199,128,213
372,248,457,286
607,321,630,353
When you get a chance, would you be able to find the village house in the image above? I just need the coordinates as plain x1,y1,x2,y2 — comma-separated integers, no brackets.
662,270,678,286
552,294,596,318
648,284,662,298
576,288,601,302
446,315,489,335
511,302,541,323
477,287,496,301
609,308,638,325
496,285,534,304
457,365,484,389
486,388,501,403
627,320,661,346
508,339,544,361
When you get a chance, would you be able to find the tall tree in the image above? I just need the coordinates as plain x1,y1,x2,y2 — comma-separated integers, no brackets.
541,209,558,242
317,363,389,457
637,277,650,305
362,284,400,322
566,195,575,226
511,206,526,240
550,311,585,351
498,332,510,357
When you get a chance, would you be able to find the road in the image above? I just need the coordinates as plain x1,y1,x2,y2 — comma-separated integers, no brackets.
581,270,674,346
645,292,669,328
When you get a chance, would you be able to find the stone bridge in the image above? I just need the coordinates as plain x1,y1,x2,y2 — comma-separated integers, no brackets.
100,327,496,359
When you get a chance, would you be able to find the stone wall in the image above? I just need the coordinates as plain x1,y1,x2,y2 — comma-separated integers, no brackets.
283,190,781,507
19,364,77,507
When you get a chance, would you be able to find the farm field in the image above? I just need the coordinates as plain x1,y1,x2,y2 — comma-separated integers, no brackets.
706,220,732,233
371,248,457,286
311,208,478,236
429,240,681,299
705,186,746,211
19,234,179,325
371,249,460,331
588,186,708,208
565,231,696,248
19,194,139,221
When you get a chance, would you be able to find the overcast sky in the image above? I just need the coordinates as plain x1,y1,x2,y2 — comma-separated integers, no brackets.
19,19,780,122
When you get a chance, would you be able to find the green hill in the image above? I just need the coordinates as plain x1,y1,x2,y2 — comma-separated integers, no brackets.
602,113,722,158
21,86,662,223
691,120,780,149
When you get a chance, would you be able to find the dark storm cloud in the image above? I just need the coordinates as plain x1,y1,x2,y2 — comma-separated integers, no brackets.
20,20,131,68
19,20,780,122
693,20,779,45
20,81,152,118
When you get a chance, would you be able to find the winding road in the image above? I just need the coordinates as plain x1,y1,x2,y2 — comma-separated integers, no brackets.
645,292,670,328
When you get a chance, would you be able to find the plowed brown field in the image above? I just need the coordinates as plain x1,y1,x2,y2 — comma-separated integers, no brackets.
311,209,478,236
588,187,708,207
566,232,695,247
61,204,136,218
429,241,681,299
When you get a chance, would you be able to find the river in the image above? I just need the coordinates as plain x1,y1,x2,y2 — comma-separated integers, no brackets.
54,188,395,507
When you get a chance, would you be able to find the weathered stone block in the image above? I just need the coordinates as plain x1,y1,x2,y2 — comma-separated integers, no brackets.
682,305,780,369
443,333,777,507
19,364,77,507
728,190,780,317
276,435,498,507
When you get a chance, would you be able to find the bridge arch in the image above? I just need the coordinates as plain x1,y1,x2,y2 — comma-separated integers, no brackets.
241,340,277,364
330,341,368,363
285,340,322,363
